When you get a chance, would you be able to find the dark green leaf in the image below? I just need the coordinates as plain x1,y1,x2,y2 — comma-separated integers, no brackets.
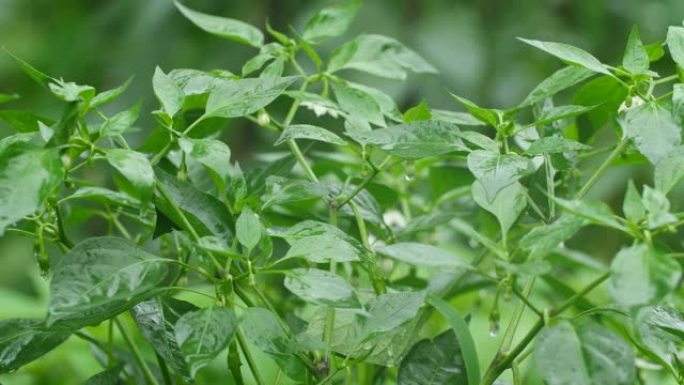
362,291,424,336
620,102,680,164
466,150,529,202
153,66,183,118
174,1,264,47
284,268,359,308
518,38,611,75
375,242,465,268
105,149,154,206
47,237,169,329
622,180,645,224
398,330,467,385
519,214,586,260
623,25,649,74
472,180,526,235
535,321,635,385
2,47,53,88
642,186,677,229
525,136,590,155
426,294,480,385
450,94,500,127
303,0,361,42
0,109,52,133
609,243,680,307
84,365,124,385
175,307,238,377
205,76,297,118
328,34,437,80
347,121,467,159
131,298,195,381
90,77,133,109
403,100,432,123
520,66,594,107
655,146,684,194
99,102,141,138
236,207,263,252
179,137,231,187
275,124,346,146
0,142,63,235
0,319,71,374
667,26,684,68
155,168,234,241
432,109,485,126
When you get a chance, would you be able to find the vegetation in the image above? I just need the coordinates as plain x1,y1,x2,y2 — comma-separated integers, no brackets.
1,1,684,384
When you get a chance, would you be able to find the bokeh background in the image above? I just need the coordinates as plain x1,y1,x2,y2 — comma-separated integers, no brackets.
1,0,683,384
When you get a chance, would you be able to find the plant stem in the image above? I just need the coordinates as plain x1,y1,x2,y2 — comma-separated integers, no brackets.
575,139,628,199
236,327,266,385
480,271,610,385
288,140,318,182
114,318,160,385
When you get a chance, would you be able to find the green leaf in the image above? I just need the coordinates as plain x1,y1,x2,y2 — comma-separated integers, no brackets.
0,142,63,235
236,207,263,252
276,220,365,263
449,93,500,127
623,25,649,74
90,77,133,109
553,198,627,232
99,102,141,138
520,66,594,107
403,100,432,123
525,136,590,155
534,321,635,385
332,80,385,128
532,105,596,127
47,237,170,329
0,319,71,374
458,131,499,152
0,93,19,104
105,149,155,206
62,186,141,208
362,291,425,336
241,307,307,381
472,180,526,235
261,177,328,209
346,121,467,159
328,34,437,80
175,307,238,377
48,79,95,103
426,294,480,385
666,26,684,69
518,38,611,75
642,185,677,229
173,1,263,47
609,243,680,307
275,124,346,146
84,365,124,385
573,76,628,130
398,330,467,385
303,0,361,42
284,268,359,308
375,242,465,269
2,47,53,88
647,306,684,341
466,150,529,202
131,298,195,381
205,76,297,118
153,66,183,118
0,110,52,133
179,137,231,187
620,102,680,164
155,167,234,241
519,214,586,260
284,90,343,118
655,146,684,194
432,109,486,126
622,180,645,224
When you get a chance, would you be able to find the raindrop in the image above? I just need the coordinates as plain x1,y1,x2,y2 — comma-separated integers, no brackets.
404,161,415,182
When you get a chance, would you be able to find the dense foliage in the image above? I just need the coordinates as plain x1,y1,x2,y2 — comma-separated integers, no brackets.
1,1,684,384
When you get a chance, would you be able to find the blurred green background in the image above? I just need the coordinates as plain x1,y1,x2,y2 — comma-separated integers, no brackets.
1,0,683,384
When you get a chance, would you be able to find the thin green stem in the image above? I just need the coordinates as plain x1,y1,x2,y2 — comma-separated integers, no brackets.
236,327,266,385
480,271,610,385
575,139,628,199
115,318,160,385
